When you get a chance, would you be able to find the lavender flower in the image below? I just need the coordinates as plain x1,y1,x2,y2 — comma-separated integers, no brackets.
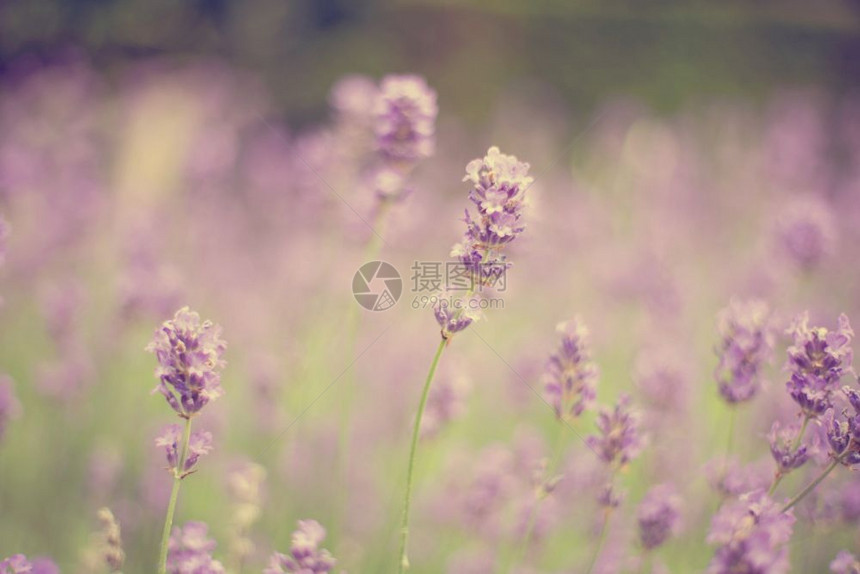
705,457,771,499
586,394,643,468
637,484,681,551
146,306,227,418
452,146,533,271
714,299,774,404
823,391,860,468
167,522,225,574
831,551,860,574
226,461,266,567
264,520,336,574
156,424,213,476
0,376,22,440
433,293,481,340
96,508,124,572
775,196,836,271
706,490,795,574
768,421,809,474
0,556,31,574
785,312,853,417
373,75,437,164
544,318,598,421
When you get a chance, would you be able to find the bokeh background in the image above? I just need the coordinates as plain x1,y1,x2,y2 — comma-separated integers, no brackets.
2,1,860,573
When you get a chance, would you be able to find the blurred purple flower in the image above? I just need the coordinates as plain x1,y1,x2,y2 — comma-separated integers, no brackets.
705,457,771,499
768,421,809,475
714,299,774,404
146,306,227,418
785,312,853,417
265,520,336,574
156,424,213,476
167,522,225,574
0,555,31,574
706,490,795,574
373,75,437,164
586,394,642,468
831,551,860,574
637,484,681,551
544,317,599,421
434,293,481,340
774,196,836,271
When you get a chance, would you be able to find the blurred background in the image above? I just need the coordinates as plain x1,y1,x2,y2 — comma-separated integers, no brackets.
2,1,860,573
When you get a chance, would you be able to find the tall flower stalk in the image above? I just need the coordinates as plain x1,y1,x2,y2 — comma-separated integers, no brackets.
398,146,532,572
147,307,226,574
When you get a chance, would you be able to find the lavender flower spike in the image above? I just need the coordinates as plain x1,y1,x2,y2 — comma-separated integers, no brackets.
714,299,774,404
586,394,643,468
706,490,795,574
785,312,854,417
167,522,225,574
373,75,438,165
637,484,681,551
544,317,598,421
156,424,214,476
768,421,810,475
146,306,227,418
96,508,124,573
264,520,337,574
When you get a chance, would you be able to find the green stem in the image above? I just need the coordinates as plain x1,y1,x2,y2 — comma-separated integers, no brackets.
507,422,568,572
768,414,811,496
781,458,840,513
398,338,447,573
157,417,193,574
585,509,612,574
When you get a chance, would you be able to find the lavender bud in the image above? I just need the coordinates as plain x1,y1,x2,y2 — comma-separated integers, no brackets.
714,299,774,404
155,424,213,476
373,75,437,164
96,508,124,572
543,318,598,421
637,484,681,551
586,394,643,468
265,520,336,574
768,421,809,474
146,306,227,418
785,312,854,417
706,490,794,574
167,522,225,574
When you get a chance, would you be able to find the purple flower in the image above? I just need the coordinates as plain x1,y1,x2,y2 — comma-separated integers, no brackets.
586,394,643,468
0,376,22,441
0,555,31,574
824,388,860,468
543,318,599,421
831,551,860,574
706,490,795,574
264,520,336,574
785,312,854,417
767,421,809,474
705,458,772,499
146,307,227,418
167,522,225,574
637,484,681,550
156,424,213,476
775,195,836,271
433,293,481,340
453,146,533,260
714,299,774,404
373,75,437,164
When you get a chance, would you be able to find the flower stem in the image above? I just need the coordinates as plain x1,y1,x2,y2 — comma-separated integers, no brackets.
768,414,811,495
398,338,447,573
585,508,612,574
507,422,568,572
158,416,193,574
781,458,840,513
